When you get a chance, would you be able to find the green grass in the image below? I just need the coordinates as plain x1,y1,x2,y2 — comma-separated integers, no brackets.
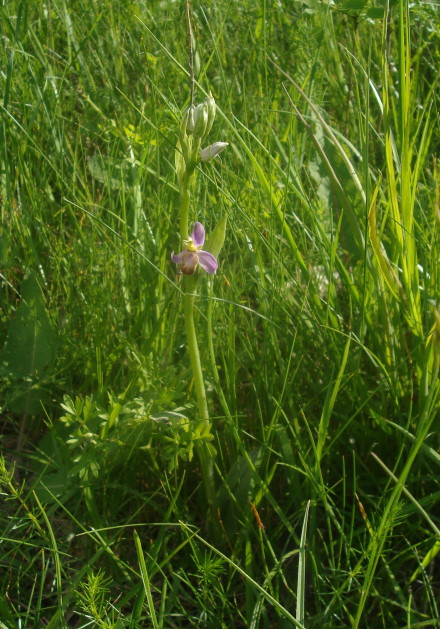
1,0,439,627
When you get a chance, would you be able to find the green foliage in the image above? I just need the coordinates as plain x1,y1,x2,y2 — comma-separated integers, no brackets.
35,390,205,508
1,0,439,627
1,272,58,414
75,569,117,629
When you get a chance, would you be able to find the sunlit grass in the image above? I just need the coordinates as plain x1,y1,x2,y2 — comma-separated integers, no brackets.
1,0,439,626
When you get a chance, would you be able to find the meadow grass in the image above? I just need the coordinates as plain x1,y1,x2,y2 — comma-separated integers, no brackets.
1,0,439,627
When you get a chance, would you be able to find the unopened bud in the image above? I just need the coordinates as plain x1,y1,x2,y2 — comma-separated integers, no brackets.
180,105,195,137
203,92,216,138
186,105,196,134
193,103,208,139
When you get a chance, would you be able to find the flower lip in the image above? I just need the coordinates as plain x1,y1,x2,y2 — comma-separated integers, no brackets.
181,251,199,275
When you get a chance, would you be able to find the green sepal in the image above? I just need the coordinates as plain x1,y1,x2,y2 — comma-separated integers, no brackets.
205,215,227,260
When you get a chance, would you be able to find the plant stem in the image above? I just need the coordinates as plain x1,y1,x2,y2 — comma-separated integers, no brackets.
178,181,217,513
183,279,217,512
179,177,190,243
184,284,209,422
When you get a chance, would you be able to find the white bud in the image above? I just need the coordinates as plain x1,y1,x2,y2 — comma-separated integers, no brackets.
193,103,208,138
180,106,194,137
185,105,196,134
200,141,229,162
204,93,216,138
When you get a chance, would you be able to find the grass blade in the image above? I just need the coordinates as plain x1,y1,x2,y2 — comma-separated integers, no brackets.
296,500,311,626
133,530,159,629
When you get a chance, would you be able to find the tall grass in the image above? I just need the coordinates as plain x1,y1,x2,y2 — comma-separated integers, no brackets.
1,0,439,627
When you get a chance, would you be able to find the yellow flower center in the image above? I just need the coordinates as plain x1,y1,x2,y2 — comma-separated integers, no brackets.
184,237,201,253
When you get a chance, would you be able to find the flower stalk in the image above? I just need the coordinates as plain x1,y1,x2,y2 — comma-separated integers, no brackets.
179,179,191,243
173,92,228,513
183,280,217,511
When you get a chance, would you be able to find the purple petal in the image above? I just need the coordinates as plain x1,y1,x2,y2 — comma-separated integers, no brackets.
191,222,205,247
171,250,185,264
198,250,218,274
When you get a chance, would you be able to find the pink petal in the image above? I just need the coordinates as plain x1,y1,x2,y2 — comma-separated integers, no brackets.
198,250,218,274
190,222,205,247
171,250,185,264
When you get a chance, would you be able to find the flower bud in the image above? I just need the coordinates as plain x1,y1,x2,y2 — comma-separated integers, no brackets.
193,103,208,139
200,141,229,162
203,92,216,138
180,105,196,138
186,105,196,134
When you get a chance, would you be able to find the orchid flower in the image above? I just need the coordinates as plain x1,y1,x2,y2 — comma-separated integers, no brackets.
200,141,229,162
171,222,218,275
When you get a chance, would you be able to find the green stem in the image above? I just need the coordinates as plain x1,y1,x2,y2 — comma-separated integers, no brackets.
178,179,217,513
184,284,209,423
179,178,190,243
183,280,216,511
